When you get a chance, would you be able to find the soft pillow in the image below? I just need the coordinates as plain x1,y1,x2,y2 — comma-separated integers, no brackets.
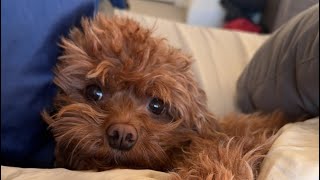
236,4,319,119
258,117,319,180
1,0,97,168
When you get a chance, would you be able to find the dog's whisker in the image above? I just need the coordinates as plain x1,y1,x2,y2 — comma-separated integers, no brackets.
59,131,77,150
69,133,92,166
225,137,235,157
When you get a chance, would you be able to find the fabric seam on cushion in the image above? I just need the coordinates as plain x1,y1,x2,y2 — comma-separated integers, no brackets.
299,56,318,64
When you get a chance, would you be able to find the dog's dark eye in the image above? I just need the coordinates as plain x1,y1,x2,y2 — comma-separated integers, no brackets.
85,85,103,101
148,98,165,115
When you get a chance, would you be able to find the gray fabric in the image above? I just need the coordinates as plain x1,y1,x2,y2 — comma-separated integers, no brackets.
237,4,319,119
262,0,318,32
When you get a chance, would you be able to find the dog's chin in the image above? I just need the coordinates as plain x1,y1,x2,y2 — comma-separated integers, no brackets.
106,152,171,171
55,139,174,171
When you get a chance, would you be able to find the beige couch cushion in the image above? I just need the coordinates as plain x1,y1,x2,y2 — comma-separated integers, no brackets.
1,167,170,180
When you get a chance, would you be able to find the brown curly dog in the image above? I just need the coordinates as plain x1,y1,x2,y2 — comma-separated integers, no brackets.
43,14,294,180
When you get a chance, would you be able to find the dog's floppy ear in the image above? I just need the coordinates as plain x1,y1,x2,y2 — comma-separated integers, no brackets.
170,66,220,136
162,50,220,136
186,83,220,136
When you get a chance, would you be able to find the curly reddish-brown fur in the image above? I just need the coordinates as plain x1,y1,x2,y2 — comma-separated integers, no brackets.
42,14,294,179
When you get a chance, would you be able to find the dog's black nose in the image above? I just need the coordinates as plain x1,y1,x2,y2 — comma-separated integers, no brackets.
107,124,138,151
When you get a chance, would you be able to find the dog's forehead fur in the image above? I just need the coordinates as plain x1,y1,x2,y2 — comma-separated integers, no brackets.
55,15,194,101
50,13,218,144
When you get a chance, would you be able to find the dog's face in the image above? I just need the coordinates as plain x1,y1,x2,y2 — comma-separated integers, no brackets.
43,14,217,171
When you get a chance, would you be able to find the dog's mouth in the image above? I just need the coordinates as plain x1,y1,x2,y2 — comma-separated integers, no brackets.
89,149,170,171
99,137,173,171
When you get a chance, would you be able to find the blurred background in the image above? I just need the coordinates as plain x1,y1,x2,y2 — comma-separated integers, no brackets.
102,0,318,33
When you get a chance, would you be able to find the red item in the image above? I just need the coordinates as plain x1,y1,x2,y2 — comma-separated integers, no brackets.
223,18,262,33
